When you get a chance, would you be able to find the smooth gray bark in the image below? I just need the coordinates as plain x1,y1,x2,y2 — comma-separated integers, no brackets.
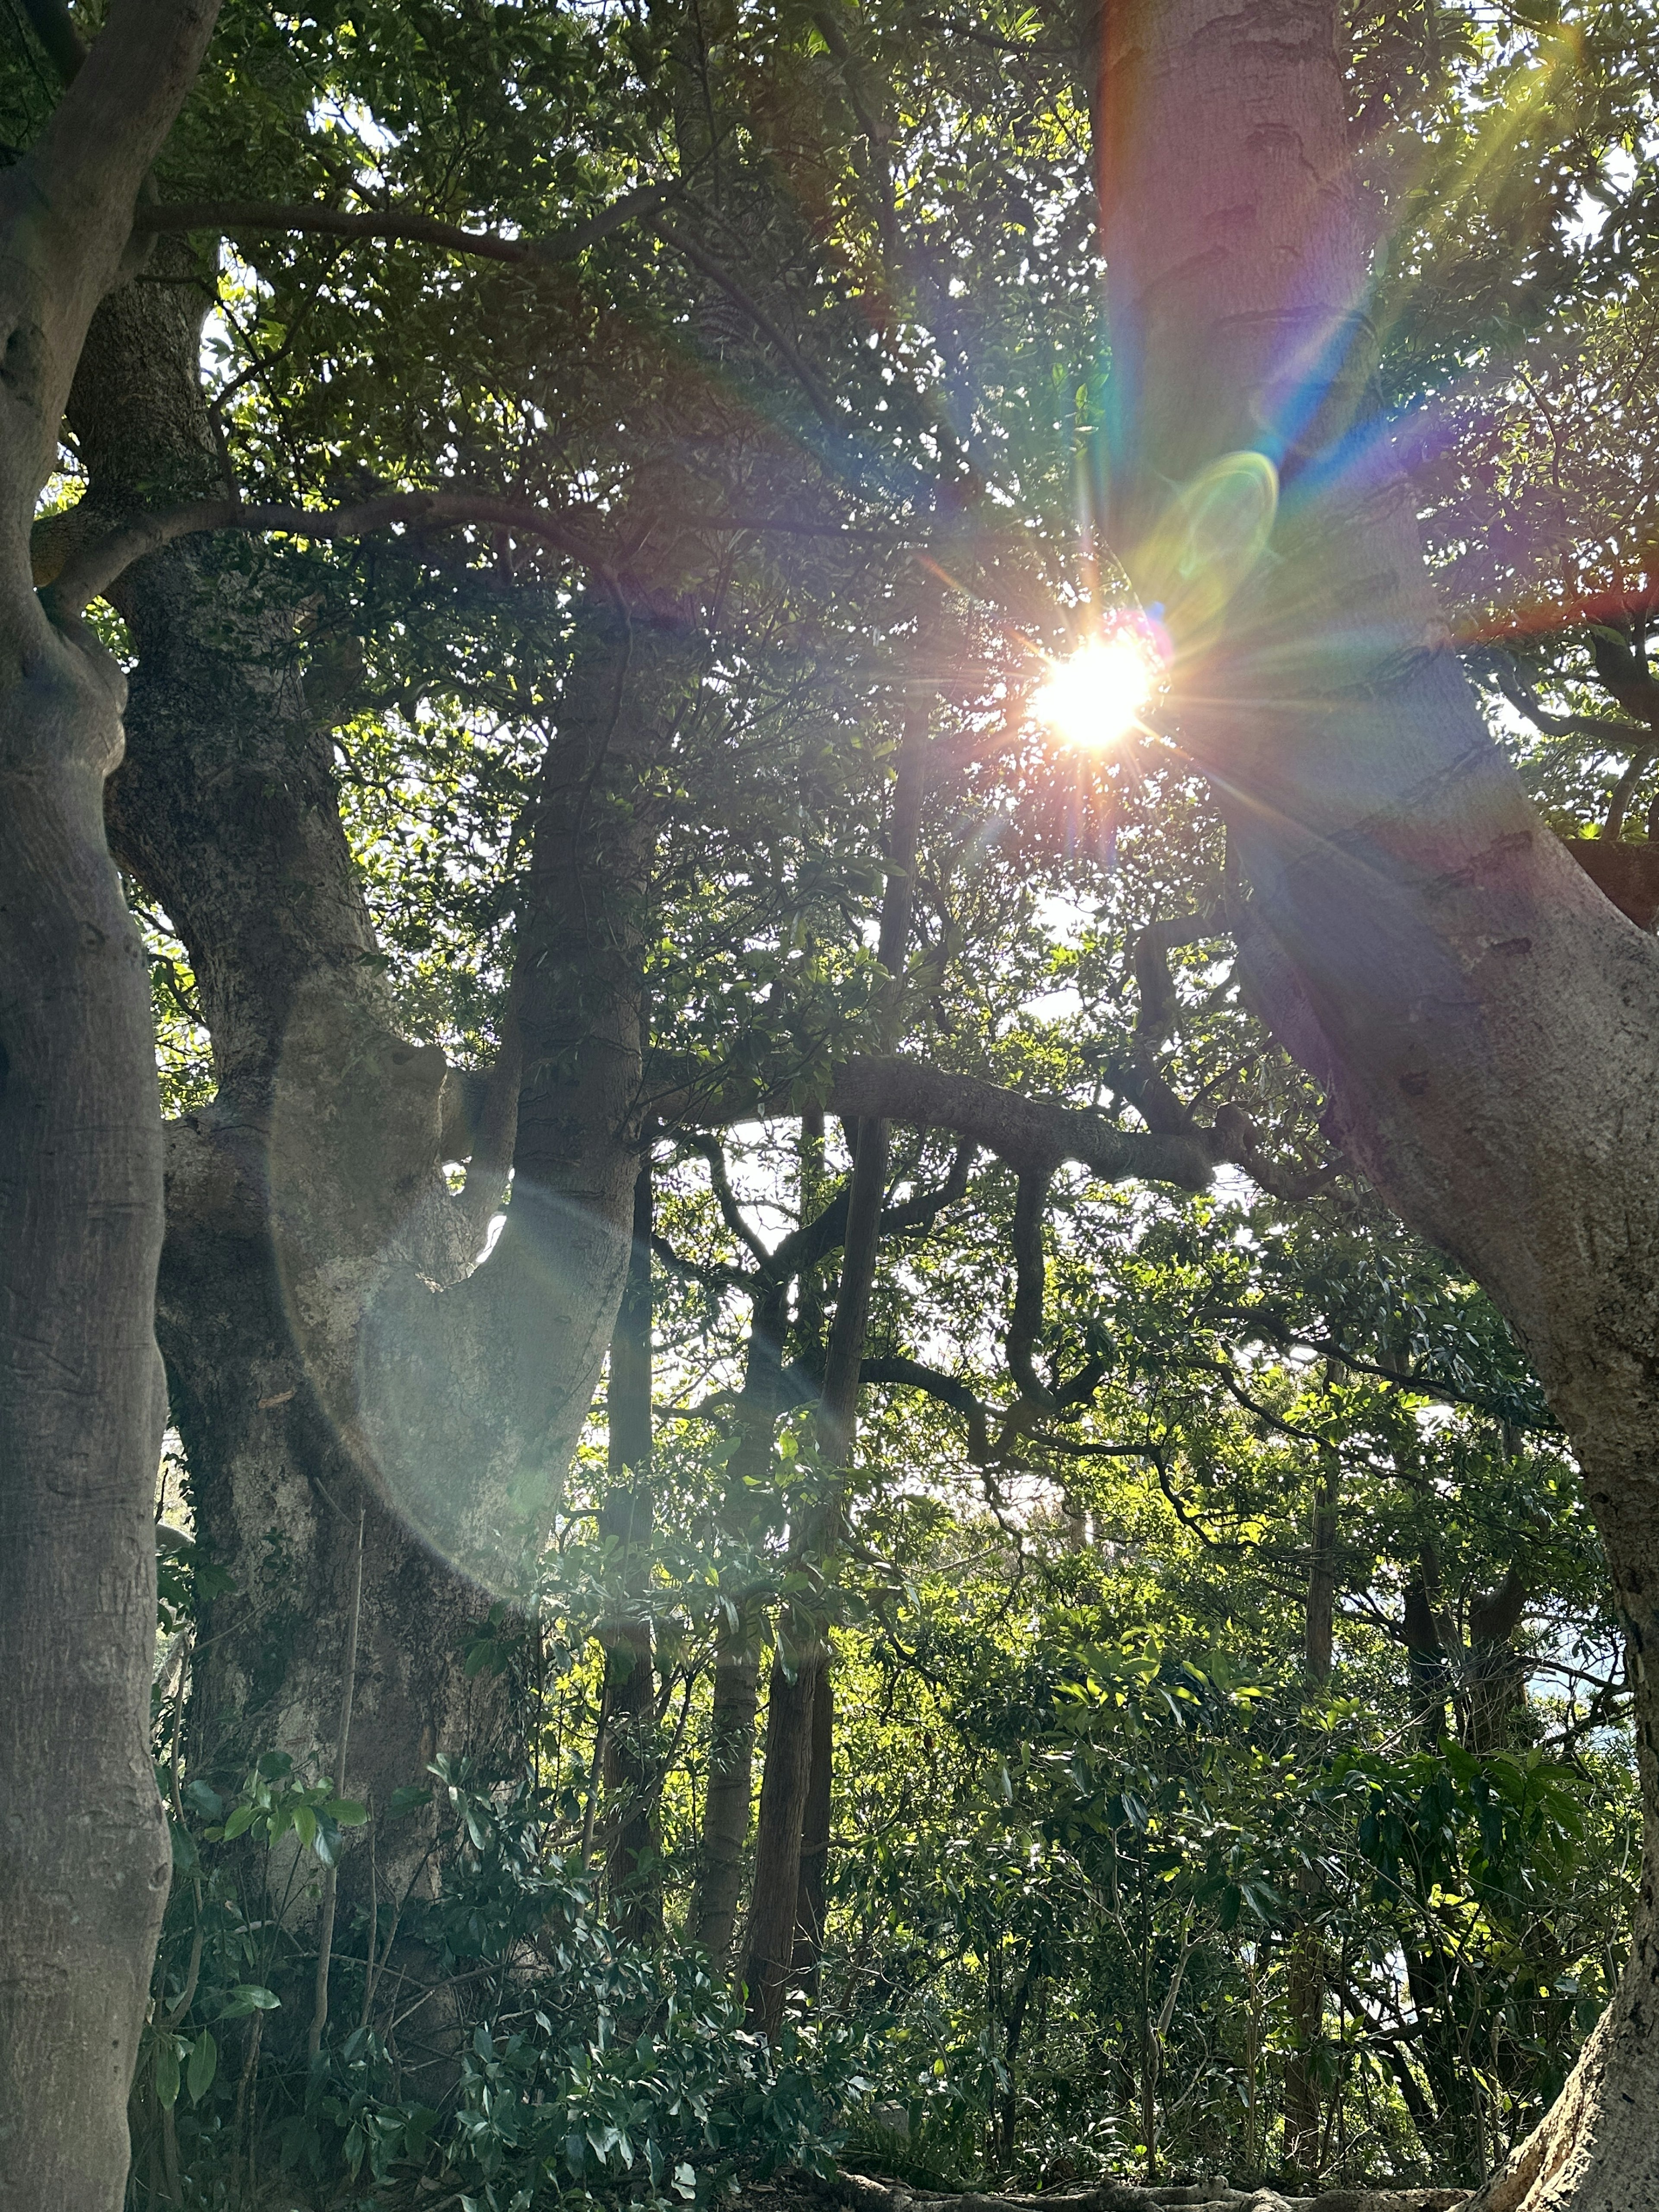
1092,2,1659,2199
0,6,222,2202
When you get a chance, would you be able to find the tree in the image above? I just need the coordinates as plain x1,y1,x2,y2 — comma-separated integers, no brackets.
0,6,222,2202
1086,2,1659,2202
9,0,1659,2202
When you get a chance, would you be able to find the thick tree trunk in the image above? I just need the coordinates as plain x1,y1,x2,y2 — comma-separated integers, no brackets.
0,6,223,2202
0,623,175,2210
1095,2,1659,2200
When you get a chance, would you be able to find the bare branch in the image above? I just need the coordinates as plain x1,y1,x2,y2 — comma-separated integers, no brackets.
649,216,844,430
1479,650,1652,745
677,1133,774,1266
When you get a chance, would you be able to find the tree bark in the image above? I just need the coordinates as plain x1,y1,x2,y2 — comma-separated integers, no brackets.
689,1283,788,1970
744,1634,823,2037
603,1161,661,1945
791,1656,835,1991
1093,1,1659,2200
0,6,222,2203
64,189,685,1843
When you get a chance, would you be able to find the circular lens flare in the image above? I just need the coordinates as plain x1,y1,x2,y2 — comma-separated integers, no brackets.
1031,625,1164,750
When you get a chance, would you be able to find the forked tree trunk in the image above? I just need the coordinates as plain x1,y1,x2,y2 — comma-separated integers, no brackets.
58,242,512,1843
1093,2,1659,2200
0,6,223,2202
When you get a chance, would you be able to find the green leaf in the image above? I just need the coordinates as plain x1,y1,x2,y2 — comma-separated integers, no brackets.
221,1984,280,2019
221,1802,256,1841
187,2028,217,2104
327,1797,369,1826
292,1802,318,1850
154,2035,181,2110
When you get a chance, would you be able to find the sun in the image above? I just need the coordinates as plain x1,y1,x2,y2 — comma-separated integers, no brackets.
1030,627,1163,750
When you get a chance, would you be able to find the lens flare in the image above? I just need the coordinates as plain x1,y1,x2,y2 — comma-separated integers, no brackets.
1030,625,1164,750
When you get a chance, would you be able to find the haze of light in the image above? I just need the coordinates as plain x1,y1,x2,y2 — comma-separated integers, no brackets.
1030,632,1160,750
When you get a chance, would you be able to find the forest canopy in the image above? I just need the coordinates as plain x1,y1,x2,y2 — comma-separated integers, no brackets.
3,1,1659,2209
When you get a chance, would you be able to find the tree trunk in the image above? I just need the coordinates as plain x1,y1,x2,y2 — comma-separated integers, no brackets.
59,245,513,1844
1094,2,1659,2199
1284,1443,1338,2171
1465,1567,1529,1755
603,1162,661,1945
693,1633,763,1968
744,1633,824,2036
739,667,931,2036
690,1283,788,1970
0,6,223,2202
791,1656,835,1990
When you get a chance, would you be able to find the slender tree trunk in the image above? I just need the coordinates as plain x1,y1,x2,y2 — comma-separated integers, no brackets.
741,675,931,2036
1284,1441,1340,2169
693,1634,763,1968
690,1283,787,1969
998,1958,1036,2167
1093,3,1659,2199
744,1632,822,2034
1465,1568,1528,1755
0,7,224,2202
603,1162,661,1944
791,1657,835,1991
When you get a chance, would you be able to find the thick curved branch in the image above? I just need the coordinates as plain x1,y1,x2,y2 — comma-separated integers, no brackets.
43,487,601,619
857,1356,992,1464
1588,624,1659,730
1480,649,1652,745
1116,907,1226,1133
133,179,681,266
827,1056,1217,1185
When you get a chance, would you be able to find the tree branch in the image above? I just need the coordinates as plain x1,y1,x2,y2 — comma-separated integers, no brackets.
1478,649,1653,746
19,0,87,82
1007,1169,1055,1410
133,179,683,267
649,216,844,431
826,1056,1218,1185
857,1355,992,1464
43,487,600,619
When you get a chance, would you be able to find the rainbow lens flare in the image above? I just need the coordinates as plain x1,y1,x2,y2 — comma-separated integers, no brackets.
1030,622,1166,750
